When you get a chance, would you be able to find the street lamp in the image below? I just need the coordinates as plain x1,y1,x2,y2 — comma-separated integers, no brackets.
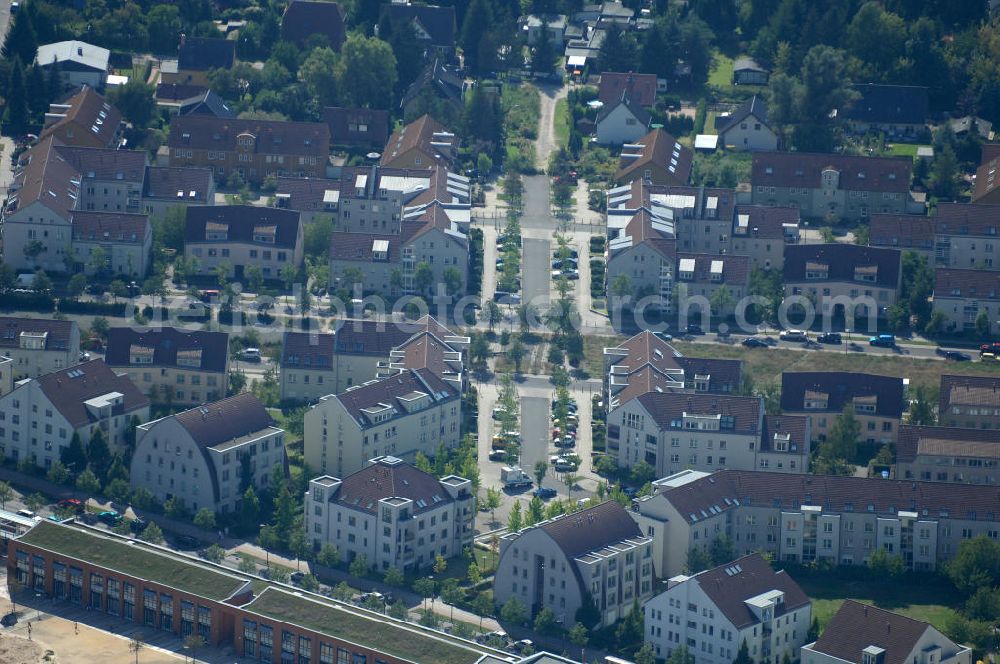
259,524,270,569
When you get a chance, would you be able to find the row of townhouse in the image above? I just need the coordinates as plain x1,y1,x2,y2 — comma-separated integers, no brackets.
632,468,1000,577
8,518,540,664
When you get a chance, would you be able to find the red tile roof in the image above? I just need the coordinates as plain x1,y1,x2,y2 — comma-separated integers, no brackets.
35,359,149,429
598,72,657,107
538,500,644,559
933,268,1000,299
869,214,935,251
939,374,1000,411
934,202,1000,237
752,152,911,193
172,392,276,448
71,212,150,244
331,457,459,516
810,601,942,664
691,553,810,629
615,128,693,186
636,391,762,434
896,425,1000,463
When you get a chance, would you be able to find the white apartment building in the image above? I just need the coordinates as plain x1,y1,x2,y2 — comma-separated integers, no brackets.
130,393,285,514
303,367,461,478
494,501,654,628
0,318,81,380
305,456,474,571
631,469,1000,578
0,359,149,469
802,601,971,664
645,553,812,664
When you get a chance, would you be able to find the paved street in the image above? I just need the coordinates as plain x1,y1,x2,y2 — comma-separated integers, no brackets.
518,395,550,484
522,238,551,309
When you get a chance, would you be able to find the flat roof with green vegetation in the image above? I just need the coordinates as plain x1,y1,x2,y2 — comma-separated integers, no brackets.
245,587,484,664
18,521,247,601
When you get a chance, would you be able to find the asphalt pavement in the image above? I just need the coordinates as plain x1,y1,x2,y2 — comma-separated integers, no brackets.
518,396,550,485
522,238,551,310
520,175,552,231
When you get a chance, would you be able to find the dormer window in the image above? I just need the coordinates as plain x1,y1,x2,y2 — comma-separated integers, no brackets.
129,345,155,365
176,349,202,368
805,262,828,280
205,222,228,241
253,225,277,244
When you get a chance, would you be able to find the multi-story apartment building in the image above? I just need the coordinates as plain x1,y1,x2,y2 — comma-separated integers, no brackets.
167,115,329,186
40,86,121,149
104,327,229,406
130,393,285,514
279,316,466,403
606,208,677,310
780,372,905,445
868,213,935,261
802,601,971,664
611,389,810,477
70,212,152,277
934,203,1000,270
675,253,750,321
632,468,1000,577
784,244,902,321
494,501,655,628
184,206,303,281
939,374,1000,430
644,553,812,664
303,368,461,478
751,152,912,222
932,268,1000,336
9,519,518,664
0,318,80,380
895,425,1000,484
305,456,474,570
380,115,457,170
0,359,149,469
730,205,799,270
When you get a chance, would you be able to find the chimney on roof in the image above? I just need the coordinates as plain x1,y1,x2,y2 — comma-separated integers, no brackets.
77,46,83,56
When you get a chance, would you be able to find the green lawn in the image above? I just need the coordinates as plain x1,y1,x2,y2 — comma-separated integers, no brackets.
796,572,962,632
884,143,930,158
554,97,570,149
708,52,734,89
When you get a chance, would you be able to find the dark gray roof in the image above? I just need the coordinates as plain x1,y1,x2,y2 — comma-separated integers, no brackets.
70,212,149,244
184,206,301,249
784,244,901,289
400,59,464,112
811,601,936,664
538,500,643,559
142,166,214,203
718,95,771,135
676,252,750,286
383,2,457,48
281,331,335,369
178,37,235,71
172,392,275,448
843,84,928,127
167,115,330,158
332,457,457,515
281,0,347,49
692,553,810,629
35,359,149,429
734,205,799,240
182,90,235,119
105,326,229,373
334,367,457,422
322,107,390,147
780,371,905,418
761,415,809,453
54,144,147,182
0,317,76,351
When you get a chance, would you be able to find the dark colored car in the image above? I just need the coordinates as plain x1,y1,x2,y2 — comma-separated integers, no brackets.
742,337,768,348
175,535,201,550
943,350,971,361
290,571,306,584
79,512,98,525
57,498,84,513
817,333,842,344
686,324,704,335
533,487,557,499
130,518,148,534
869,334,896,348
97,510,123,526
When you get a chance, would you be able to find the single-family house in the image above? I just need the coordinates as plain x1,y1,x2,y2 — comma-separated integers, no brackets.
36,41,110,90
716,95,777,152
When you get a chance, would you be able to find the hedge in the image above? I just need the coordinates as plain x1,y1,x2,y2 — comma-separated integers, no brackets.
0,292,55,312
57,299,128,316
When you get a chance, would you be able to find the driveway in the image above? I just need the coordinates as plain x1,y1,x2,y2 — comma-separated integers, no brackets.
534,83,568,170
520,175,551,232
522,238,551,311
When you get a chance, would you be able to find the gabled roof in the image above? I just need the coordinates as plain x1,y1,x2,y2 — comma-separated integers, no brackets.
843,84,928,127
36,41,109,72
598,72,656,107
281,0,347,49
717,95,771,136
761,415,809,453
181,89,236,118
322,107,390,147
71,212,149,244
933,268,1000,299
168,115,330,157
896,425,1000,463
281,331,335,369
41,86,121,148
33,359,149,429
611,208,677,260
810,601,940,664
868,214,935,250
972,157,1000,203
676,253,750,286
939,374,1000,411
331,457,458,515
674,357,743,393
178,37,235,71
780,371,905,418
332,367,458,425
615,128,692,186
934,202,1000,237
752,152,911,193
400,59,464,112
381,114,456,168
185,205,301,249
383,2,457,48
689,553,810,629
0,317,76,351
105,326,229,373
155,83,208,103
142,166,214,203
537,500,643,560
784,244,901,288
7,136,81,219
54,144,147,182
635,391,762,434
171,393,276,449
596,96,651,127
733,57,767,74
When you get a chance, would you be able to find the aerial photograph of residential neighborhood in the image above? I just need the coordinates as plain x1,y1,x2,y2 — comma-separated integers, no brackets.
0,0,999,662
